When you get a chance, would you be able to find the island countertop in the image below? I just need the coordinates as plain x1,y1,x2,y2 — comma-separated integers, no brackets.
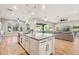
24,33,53,41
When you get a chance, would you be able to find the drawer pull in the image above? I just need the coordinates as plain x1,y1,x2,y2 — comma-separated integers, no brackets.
41,41,46,43
48,39,51,40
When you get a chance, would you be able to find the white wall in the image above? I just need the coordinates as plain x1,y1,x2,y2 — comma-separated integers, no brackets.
55,20,79,32
1,18,26,33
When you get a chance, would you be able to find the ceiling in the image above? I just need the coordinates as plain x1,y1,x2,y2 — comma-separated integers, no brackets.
0,4,79,23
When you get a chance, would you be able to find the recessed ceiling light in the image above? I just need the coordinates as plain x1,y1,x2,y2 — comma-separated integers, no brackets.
13,6,17,9
26,20,28,23
34,20,36,24
42,5,46,9
73,10,77,14
44,17,48,21
31,12,35,15
11,14,14,16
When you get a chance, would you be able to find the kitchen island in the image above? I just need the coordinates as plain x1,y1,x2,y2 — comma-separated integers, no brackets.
18,33,54,55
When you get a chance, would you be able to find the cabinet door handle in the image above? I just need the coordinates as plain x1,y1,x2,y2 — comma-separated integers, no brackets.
46,44,49,52
21,38,22,43
25,40,28,41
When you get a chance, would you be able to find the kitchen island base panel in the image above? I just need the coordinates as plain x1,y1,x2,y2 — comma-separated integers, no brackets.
18,42,53,55
18,41,53,55
18,33,53,55
18,42,30,55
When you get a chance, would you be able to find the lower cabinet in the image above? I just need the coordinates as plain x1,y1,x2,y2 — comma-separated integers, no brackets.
39,37,53,55
19,35,53,55
48,37,53,54
39,40,47,55
30,38,39,55
30,37,53,55
19,35,30,53
25,37,30,53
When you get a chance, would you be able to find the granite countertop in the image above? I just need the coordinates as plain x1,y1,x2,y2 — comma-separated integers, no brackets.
25,33,53,41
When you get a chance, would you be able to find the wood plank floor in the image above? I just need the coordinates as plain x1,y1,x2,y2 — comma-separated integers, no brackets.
0,36,26,55
0,36,79,55
55,37,79,55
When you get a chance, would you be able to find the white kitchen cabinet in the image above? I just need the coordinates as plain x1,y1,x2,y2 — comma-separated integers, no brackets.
47,37,53,54
30,38,39,55
39,40,47,55
39,37,53,55
19,33,53,55
24,36,30,53
19,35,30,53
29,37,53,55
